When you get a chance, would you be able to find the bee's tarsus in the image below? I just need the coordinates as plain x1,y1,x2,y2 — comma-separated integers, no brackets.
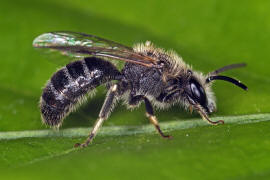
207,119,224,125
155,125,173,139
74,143,81,148
144,98,172,139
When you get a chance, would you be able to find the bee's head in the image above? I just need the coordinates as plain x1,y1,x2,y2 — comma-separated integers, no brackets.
183,63,247,116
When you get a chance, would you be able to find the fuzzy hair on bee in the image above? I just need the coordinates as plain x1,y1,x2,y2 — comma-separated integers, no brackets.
33,31,248,148
132,41,216,112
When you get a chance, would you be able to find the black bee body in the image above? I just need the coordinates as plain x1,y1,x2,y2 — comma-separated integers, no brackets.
41,56,172,126
41,57,122,126
34,31,247,147
121,62,166,101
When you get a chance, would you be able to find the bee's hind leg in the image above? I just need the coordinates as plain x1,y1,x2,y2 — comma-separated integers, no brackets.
129,95,172,139
74,84,119,148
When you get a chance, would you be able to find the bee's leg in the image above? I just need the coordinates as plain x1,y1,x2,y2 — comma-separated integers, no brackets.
129,95,172,139
144,98,172,139
194,104,224,125
74,84,118,148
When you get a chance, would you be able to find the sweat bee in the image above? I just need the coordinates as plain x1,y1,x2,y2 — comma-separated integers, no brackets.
33,31,247,147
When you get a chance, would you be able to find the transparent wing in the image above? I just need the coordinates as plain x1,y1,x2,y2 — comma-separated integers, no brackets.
33,31,157,67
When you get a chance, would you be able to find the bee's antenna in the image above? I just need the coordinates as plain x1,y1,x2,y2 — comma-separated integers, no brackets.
206,75,248,91
210,63,246,76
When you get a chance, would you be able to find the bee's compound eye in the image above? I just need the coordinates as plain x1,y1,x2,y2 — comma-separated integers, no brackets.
189,79,206,106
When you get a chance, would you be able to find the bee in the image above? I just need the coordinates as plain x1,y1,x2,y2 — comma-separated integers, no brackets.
33,31,247,148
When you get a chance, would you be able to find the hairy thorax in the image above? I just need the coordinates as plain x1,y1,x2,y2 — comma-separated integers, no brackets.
121,63,166,98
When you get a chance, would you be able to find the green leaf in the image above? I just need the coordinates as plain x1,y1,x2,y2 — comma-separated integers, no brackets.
0,0,270,179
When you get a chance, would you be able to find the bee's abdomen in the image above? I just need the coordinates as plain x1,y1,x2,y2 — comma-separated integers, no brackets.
40,57,122,127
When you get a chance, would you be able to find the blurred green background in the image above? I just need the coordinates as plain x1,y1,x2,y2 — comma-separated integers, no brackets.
0,0,270,179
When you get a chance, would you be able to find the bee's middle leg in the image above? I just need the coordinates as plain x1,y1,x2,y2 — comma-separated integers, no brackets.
129,95,172,139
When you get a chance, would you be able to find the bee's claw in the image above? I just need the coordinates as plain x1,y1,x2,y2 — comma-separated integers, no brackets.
162,134,173,139
74,143,88,148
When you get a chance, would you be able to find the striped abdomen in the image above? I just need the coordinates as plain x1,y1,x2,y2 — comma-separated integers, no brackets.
40,57,122,127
